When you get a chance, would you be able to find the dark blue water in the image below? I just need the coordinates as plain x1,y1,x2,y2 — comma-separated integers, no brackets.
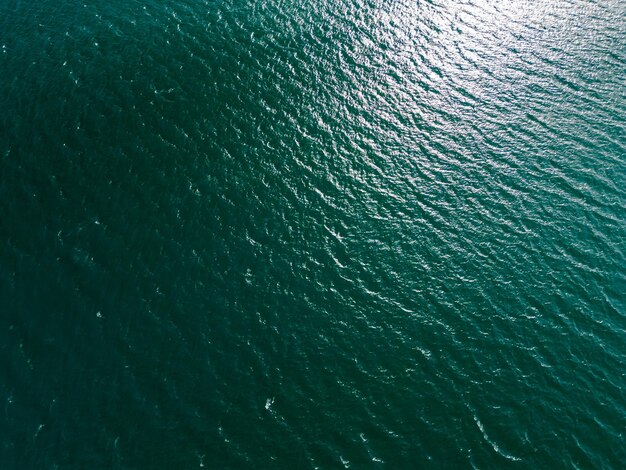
1,0,625,467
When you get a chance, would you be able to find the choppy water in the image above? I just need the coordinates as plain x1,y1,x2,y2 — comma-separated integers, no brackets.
1,0,625,467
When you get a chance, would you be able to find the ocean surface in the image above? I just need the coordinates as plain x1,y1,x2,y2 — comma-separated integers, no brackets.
1,0,625,467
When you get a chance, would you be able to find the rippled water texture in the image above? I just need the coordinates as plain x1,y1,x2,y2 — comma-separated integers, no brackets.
1,0,625,467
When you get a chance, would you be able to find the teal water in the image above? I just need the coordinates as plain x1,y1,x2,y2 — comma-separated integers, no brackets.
1,0,625,467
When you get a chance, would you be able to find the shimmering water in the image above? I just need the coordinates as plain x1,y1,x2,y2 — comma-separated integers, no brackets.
1,0,625,467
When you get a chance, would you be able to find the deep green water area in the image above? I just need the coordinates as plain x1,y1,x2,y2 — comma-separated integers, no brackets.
1,0,625,467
